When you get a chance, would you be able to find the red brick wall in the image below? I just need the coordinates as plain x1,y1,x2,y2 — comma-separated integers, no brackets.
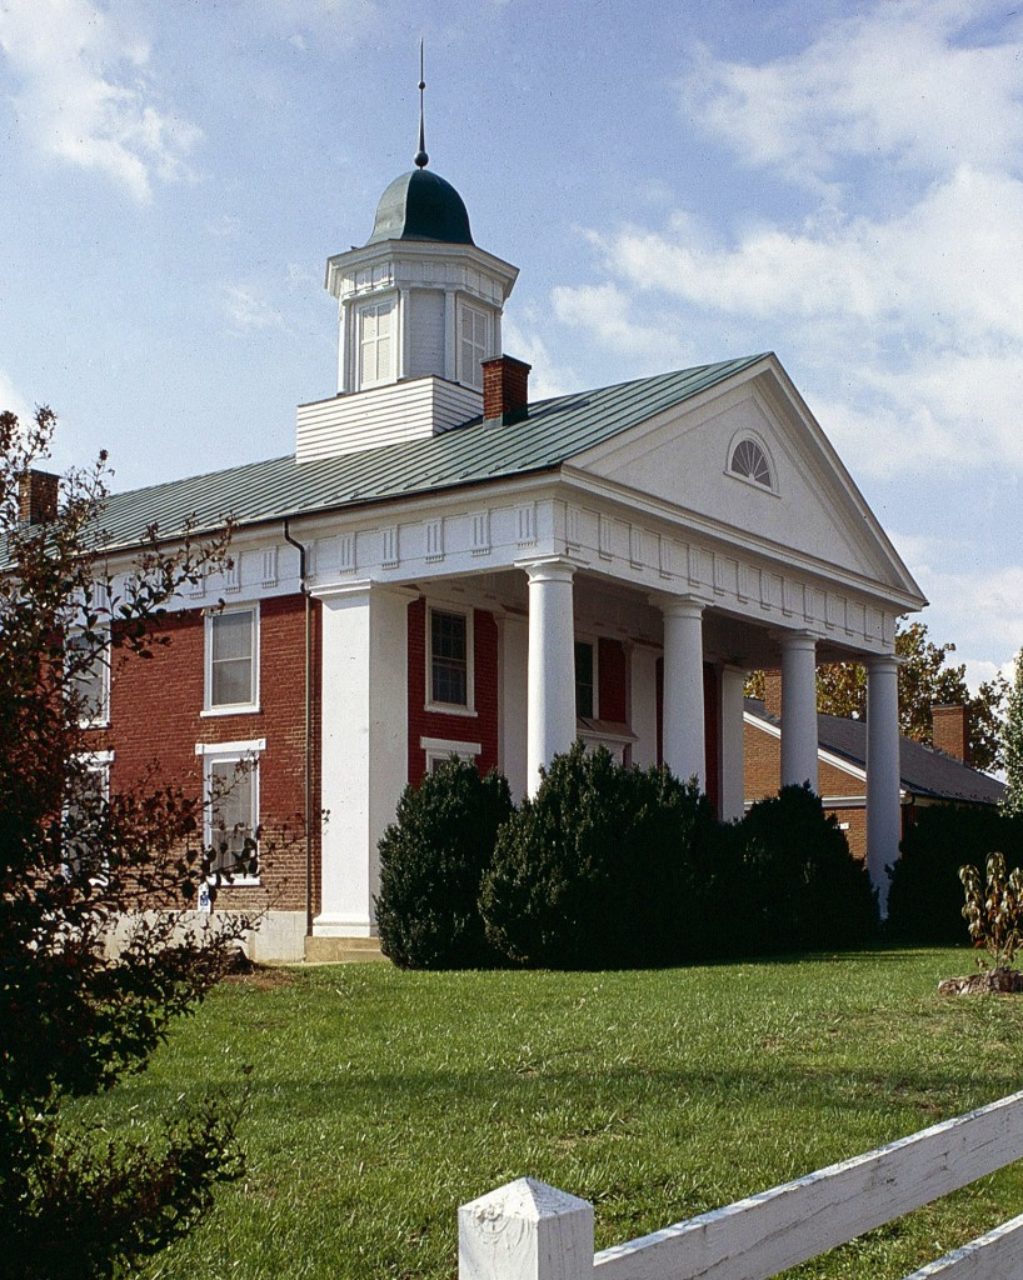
598,637,627,722
407,596,499,785
89,594,319,913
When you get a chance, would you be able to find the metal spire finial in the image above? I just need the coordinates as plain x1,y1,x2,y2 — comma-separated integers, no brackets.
414,39,429,169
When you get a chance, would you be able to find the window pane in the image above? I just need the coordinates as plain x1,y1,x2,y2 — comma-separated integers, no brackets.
431,610,468,706
68,632,108,724
210,611,254,707
212,611,252,661
210,760,254,870
575,641,594,719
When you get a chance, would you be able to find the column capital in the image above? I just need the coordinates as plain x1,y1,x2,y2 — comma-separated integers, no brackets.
771,627,818,651
649,591,707,620
866,651,902,674
516,555,580,586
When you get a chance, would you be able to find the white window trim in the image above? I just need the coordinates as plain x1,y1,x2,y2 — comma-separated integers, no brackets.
68,628,111,729
356,294,398,390
724,428,779,496
420,736,482,772
196,737,264,886
425,603,477,716
457,299,489,390
203,604,260,716
574,634,599,722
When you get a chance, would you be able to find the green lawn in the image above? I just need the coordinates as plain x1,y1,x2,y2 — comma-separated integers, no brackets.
75,949,1023,1279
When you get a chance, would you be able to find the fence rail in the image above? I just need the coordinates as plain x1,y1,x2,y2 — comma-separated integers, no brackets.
458,1090,1023,1280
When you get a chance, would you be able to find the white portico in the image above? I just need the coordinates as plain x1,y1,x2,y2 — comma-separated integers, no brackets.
282,131,925,945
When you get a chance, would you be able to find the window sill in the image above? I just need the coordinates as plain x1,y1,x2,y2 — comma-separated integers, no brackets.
200,705,262,719
424,703,478,718
208,876,261,888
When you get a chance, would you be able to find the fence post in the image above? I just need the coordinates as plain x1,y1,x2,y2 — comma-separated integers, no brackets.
459,1177,594,1280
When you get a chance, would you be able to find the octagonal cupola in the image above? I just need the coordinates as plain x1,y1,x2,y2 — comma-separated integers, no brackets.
296,70,520,463
322,71,518,398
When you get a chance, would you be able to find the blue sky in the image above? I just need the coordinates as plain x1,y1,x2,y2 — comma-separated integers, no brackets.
1,0,1020,688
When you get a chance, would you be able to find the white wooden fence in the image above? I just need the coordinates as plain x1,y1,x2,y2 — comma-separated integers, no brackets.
459,1090,1023,1280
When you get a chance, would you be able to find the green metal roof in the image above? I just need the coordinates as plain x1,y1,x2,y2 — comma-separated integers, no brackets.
93,355,768,551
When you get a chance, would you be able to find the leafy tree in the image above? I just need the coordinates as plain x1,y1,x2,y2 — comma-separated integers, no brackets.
747,622,1006,772
0,408,261,1278
1003,651,1023,817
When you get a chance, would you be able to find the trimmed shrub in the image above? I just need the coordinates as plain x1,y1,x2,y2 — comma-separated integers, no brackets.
480,744,719,969
375,758,514,969
887,805,1023,943
733,784,878,953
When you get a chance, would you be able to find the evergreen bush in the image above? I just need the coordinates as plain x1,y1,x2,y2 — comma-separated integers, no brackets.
480,744,717,968
887,805,1023,943
733,784,878,953
375,758,513,969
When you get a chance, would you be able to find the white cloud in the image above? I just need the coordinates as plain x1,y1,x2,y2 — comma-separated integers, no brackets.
222,285,285,334
683,1,1023,187
549,283,696,373
0,369,33,424
0,0,201,202
502,317,578,402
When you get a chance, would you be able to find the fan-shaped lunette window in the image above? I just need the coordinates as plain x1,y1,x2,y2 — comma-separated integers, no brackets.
730,438,773,488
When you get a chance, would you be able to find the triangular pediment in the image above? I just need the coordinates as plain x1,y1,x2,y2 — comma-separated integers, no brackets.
569,356,923,603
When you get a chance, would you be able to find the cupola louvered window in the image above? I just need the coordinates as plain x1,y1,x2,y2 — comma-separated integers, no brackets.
458,303,488,390
358,299,396,389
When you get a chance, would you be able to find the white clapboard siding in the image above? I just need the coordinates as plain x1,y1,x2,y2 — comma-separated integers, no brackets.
590,1090,1023,1280
901,1213,1023,1278
296,376,482,462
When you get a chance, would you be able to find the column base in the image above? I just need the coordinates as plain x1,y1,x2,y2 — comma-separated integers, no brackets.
312,913,376,939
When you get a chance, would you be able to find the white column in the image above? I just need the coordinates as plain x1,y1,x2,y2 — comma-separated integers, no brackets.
312,582,414,937
523,558,577,796
779,630,819,791
719,665,747,822
867,653,901,913
660,596,706,789
497,611,528,803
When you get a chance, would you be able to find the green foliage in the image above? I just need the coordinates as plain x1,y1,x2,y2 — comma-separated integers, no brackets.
376,758,514,969
1003,652,1023,818
731,785,878,953
887,805,1023,943
0,408,256,1277
959,853,1023,970
478,750,873,968
480,745,720,968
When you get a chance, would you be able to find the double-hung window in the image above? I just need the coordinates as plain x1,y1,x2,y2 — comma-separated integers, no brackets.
67,629,110,727
196,739,263,882
63,751,113,881
427,606,474,712
575,640,596,719
205,606,259,714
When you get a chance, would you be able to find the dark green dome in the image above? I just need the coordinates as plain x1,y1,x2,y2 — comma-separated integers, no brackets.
366,168,474,247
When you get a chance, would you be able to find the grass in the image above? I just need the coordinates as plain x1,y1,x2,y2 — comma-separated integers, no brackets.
74,947,1023,1279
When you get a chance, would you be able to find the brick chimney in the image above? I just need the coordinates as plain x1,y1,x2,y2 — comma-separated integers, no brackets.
18,469,59,524
932,704,970,763
482,355,531,425
763,670,782,718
